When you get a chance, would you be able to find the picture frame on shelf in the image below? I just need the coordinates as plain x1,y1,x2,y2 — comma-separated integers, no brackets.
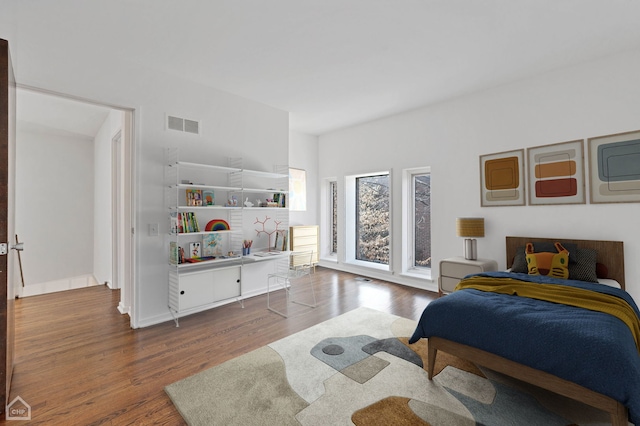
479,149,525,207
202,190,215,206
189,242,201,258
273,229,288,251
588,130,640,204
527,139,585,206
186,189,203,206
202,233,222,256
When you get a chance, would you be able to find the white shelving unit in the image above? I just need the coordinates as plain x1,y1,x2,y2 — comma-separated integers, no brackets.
165,148,289,326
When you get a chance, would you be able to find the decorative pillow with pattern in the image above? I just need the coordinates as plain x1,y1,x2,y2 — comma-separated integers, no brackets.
510,246,528,273
525,242,569,279
568,248,599,283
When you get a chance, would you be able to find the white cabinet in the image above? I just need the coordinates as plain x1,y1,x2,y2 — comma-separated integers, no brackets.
165,148,288,324
169,266,241,312
289,225,319,268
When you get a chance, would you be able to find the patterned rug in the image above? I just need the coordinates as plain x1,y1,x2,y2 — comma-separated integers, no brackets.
165,307,612,425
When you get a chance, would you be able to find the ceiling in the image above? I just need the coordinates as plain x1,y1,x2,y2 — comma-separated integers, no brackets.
7,0,640,136
17,89,112,140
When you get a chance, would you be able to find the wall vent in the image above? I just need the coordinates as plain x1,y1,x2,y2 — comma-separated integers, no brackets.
167,115,201,135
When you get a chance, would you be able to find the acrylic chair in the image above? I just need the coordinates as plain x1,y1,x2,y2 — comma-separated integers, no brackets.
267,250,316,318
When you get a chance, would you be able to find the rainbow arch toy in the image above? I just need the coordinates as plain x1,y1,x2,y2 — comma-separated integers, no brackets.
205,219,230,231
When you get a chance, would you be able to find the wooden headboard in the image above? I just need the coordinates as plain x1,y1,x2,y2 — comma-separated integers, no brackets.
506,236,625,289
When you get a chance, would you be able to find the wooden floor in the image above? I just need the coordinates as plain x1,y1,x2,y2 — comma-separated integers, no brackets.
4,267,436,425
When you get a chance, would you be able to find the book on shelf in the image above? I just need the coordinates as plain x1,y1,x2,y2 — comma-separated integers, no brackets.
170,211,200,234
186,189,203,206
170,242,179,264
191,212,200,232
170,212,183,234
170,242,185,264
175,211,200,233
254,251,282,257
273,229,288,251
272,192,286,208
182,256,217,263
202,190,215,206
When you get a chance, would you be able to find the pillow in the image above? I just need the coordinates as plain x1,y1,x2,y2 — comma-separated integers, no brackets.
510,246,528,273
525,242,569,279
510,241,581,272
567,248,599,283
596,262,608,279
528,241,579,264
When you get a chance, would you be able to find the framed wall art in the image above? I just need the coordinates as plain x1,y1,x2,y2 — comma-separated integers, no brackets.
288,168,307,211
479,149,525,207
526,139,585,205
588,130,640,204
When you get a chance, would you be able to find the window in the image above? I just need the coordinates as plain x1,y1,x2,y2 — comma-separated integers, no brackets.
412,173,431,269
330,180,338,254
401,167,431,277
355,174,390,265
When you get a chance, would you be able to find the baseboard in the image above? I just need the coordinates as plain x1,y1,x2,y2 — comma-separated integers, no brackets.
117,302,130,315
137,296,247,328
19,274,101,298
317,261,437,293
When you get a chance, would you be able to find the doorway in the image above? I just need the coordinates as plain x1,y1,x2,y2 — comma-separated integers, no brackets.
15,86,135,325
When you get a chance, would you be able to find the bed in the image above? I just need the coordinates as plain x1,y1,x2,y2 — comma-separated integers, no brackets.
409,236,639,426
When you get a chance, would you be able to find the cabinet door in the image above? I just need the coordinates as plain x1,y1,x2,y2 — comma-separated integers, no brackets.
212,266,241,302
179,270,215,310
441,261,479,278
440,276,462,293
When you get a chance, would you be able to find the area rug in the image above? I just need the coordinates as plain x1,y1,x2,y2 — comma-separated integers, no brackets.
165,307,612,425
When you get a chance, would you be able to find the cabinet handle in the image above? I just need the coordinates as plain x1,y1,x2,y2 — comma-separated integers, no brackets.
236,279,240,283
180,290,185,295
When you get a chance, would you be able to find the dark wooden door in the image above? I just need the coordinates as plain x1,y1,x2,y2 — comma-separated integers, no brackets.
0,38,17,413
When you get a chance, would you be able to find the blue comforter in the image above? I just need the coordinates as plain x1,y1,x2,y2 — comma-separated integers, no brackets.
409,271,640,424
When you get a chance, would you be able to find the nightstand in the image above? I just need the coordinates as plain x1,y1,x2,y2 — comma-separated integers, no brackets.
439,257,498,296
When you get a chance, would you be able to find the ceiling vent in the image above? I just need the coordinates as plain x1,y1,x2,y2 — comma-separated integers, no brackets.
167,115,200,135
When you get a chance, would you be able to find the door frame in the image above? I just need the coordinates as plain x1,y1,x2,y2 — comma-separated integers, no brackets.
16,84,137,327
111,130,122,290
1,37,17,414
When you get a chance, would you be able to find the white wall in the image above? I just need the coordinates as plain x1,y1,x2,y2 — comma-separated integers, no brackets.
318,48,640,303
289,130,318,227
15,128,95,295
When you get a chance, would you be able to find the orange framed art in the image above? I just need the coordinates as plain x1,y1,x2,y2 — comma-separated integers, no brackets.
479,149,525,207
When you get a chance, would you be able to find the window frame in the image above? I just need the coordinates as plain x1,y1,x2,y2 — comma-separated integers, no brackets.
329,180,338,255
345,170,391,271
402,167,431,279
320,177,339,261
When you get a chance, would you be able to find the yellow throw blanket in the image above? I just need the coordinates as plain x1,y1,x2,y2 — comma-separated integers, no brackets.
455,276,640,353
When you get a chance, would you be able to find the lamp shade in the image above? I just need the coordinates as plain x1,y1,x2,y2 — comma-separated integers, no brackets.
456,218,485,238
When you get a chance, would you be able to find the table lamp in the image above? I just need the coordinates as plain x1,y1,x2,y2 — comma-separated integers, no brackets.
456,217,484,260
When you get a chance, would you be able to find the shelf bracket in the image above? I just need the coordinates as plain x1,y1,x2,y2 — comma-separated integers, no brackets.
235,297,244,309
168,306,180,327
